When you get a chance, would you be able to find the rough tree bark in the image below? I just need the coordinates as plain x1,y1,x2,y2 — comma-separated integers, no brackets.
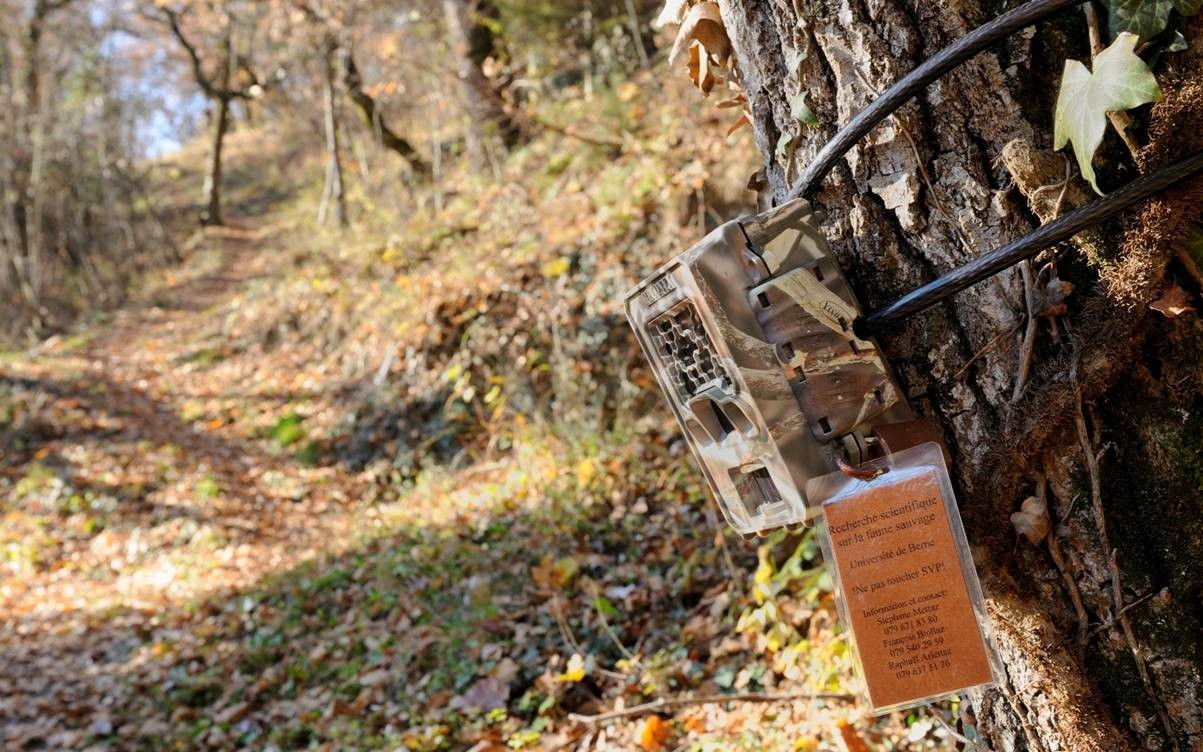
716,2,1203,750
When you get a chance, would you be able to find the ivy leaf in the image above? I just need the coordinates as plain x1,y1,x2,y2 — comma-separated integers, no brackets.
1053,33,1162,194
789,91,819,127
1106,0,1174,41
1175,0,1203,15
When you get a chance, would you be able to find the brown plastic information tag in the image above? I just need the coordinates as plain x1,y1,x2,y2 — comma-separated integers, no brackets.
809,443,997,713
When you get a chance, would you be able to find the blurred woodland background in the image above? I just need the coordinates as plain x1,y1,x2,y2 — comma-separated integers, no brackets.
2,0,1203,750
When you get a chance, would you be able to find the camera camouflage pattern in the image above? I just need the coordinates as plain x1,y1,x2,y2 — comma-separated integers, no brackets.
625,199,905,536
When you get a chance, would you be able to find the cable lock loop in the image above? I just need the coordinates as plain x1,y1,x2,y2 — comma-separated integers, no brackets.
769,0,1203,333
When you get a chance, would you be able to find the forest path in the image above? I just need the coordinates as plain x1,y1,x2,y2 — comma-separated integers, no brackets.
3,216,372,616
0,217,378,747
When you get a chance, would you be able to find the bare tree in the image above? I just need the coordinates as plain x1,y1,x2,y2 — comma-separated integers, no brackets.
292,0,430,179
160,5,264,226
3,0,75,315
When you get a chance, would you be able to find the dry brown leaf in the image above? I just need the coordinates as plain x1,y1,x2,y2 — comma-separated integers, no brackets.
653,0,689,29
531,555,578,589
716,94,746,109
449,677,510,712
669,1,730,68
1151,284,1195,317
686,44,720,96
639,715,671,751
835,720,871,752
1010,495,1049,545
726,112,750,137
1037,277,1074,317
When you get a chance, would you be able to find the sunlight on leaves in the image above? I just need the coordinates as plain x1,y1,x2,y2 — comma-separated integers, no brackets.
554,653,587,683
540,257,570,277
638,715,671,751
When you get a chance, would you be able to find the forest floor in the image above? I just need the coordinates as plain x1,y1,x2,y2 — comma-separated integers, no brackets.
0,76,970,751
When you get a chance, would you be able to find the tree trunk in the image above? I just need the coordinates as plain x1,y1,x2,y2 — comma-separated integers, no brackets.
201,94,230,227
716,2,1203,750
318,40,347,229
442,0,519,172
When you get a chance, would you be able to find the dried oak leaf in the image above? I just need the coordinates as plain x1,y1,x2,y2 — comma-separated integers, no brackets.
687,44,719,96
639,715,671,751
450,677,510,712
1011,495,1049,545
653,0,689,29
1150,284,1195,318
726,111,750,137
835,720,872,752
669,1,730,68
716,93,746,109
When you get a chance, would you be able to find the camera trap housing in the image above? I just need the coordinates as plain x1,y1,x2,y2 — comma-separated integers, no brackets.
625,199,906,536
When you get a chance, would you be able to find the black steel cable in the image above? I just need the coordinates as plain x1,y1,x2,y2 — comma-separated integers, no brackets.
787,0,1083,201
854,151,1203,336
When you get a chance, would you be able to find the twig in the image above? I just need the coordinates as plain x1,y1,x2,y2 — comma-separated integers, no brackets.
954,323,1021,382
1012,260,1040,401
704,500,742,594
933,711,975,746
527,114,624,149
1012,162,1072,401
1082,4,1142,157
1089,588,1162,637
587,582,635,661
551,593,585,657
568,690,855,725
1037,477,1090,644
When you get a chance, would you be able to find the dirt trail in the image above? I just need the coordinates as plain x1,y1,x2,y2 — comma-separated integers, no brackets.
6,218,371,608
0,220,371,747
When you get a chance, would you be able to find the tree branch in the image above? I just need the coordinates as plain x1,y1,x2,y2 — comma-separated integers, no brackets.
341,49,429,174
161,7,219,99
158,6,258,101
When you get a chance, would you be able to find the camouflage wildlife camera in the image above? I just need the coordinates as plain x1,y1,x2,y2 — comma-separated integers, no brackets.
625,199,907,536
